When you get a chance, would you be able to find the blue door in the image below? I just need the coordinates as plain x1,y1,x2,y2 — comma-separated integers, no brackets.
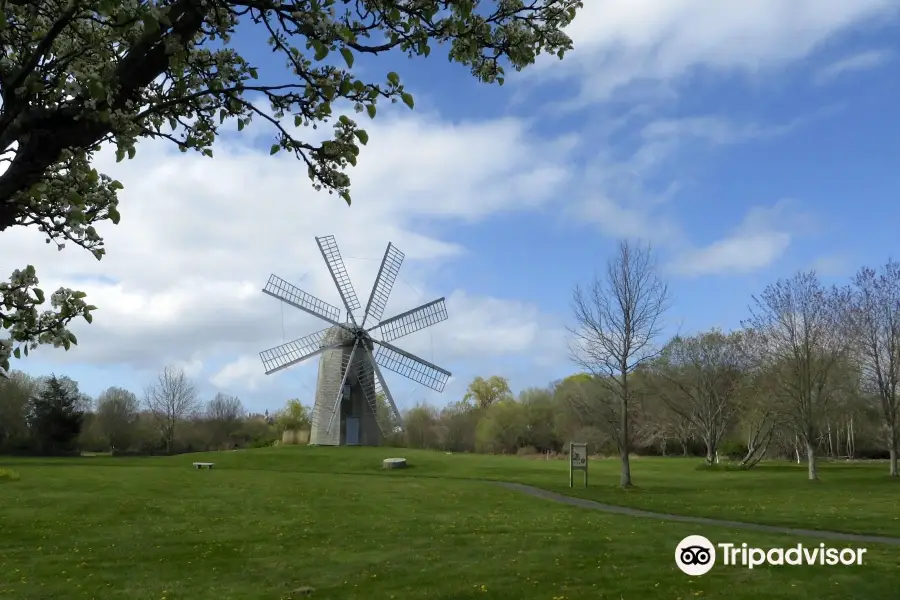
345,417,360,445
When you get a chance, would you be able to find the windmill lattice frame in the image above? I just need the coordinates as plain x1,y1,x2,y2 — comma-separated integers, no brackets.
258,235,451,441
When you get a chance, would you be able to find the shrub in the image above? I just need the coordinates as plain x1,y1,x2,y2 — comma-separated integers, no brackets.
718,439,748,461
249,438,276,449
0,469,20,482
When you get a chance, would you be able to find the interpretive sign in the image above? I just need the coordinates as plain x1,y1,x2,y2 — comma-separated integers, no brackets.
569,442,588,488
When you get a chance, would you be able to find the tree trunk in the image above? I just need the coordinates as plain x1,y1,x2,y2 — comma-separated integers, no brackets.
806,440,818,481
705,438,715,464
835,422,844,458
619,397,632,487
848,417,855,459
889,422,898,477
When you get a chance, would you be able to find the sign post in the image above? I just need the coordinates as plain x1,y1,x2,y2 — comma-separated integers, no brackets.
569,442,588,488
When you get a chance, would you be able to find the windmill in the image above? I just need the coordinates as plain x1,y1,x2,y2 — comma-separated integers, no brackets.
258,235,451,446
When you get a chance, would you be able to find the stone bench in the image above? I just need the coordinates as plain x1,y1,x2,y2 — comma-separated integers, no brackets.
193,462,215,470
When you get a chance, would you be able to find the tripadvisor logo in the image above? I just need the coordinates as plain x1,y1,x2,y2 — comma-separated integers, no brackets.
675,535,867,575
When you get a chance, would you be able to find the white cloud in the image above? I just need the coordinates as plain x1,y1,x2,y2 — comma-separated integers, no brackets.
5,107,575,402
669,232,791,276
814,49,892,84
210,355,274,391
172,356,205,379
668,199,815,276
523,0,898,105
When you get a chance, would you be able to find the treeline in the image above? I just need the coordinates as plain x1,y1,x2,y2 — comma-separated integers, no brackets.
393,247,900,486
0,365,312,456
393,368,887,462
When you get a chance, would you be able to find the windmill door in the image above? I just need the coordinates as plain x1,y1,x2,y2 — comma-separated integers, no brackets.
346,417,360,445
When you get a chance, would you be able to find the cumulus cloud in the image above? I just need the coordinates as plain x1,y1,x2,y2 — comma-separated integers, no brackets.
5,105,575,406
667,199,817,276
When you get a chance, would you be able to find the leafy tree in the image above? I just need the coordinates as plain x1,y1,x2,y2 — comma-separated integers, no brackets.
475,399,528,453
27,374,84,454
273,398,311,433
518,386,560,452
95,386,140,452
439,399,479,452
463,375,513,409
0,0,582,371
0,370,35,451
403,402,440,449
553,372,618,452
374,392,401,435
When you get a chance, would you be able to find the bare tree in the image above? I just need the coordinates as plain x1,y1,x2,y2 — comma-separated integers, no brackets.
567,239,671,487
205,392,244,449
743,271,853,480
95,387,140,453
206,393,244,422
850,260,900,476
731,344,780,469
650,330,747,464
144,365,199,454
635,392,695,457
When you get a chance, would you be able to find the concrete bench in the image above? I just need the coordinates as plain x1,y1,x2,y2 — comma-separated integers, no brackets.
193,462,215,469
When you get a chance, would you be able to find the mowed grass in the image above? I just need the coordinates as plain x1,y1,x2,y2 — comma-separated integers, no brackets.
0,448,898,599
43,446,898,536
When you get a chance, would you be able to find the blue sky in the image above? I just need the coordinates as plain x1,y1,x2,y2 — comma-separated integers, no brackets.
6,2,900,415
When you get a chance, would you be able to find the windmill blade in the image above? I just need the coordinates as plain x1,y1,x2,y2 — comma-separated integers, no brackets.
259,327,340,375
262,274,343,326
309,342,357,443
374,339,451,393
359,345,404,430
368,297,448,342
325,338,360,435
361,242,405,328
316,235,361,325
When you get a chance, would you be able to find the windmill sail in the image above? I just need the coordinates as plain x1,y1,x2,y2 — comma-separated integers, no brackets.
316,235,361,323
374,339,451,393
360,345,403,429
262,274,342,326
259,327,340,375
362,242,404,328
368,297,448,342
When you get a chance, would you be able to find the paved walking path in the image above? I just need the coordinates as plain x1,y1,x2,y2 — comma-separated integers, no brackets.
492,481,900,546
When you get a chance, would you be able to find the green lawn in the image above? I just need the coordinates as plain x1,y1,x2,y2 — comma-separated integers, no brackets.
1,448,899,599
